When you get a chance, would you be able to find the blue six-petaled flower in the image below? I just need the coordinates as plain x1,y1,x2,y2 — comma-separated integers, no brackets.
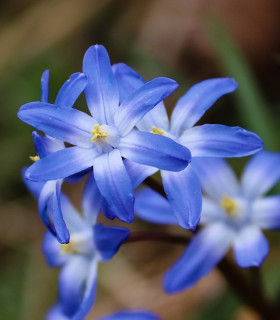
135,151,280,293
113,63,264,230
18,45,191,230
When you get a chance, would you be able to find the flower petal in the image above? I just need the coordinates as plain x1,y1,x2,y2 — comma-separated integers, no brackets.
60,193,87,232
22,167,45,199
179,124,263,157
124,159,158,189
33,131,65,159
71,258,98,320
170,78,238,136
241,151,280,199
38,180,70,244
200,196,225,224
251,196,280,229
54,73,88,108
119,130,191,172
83,45,119,124
161,165,202,230
59,256,97,318
192,157,239,200
114,77,177,136
25,147,98,181
94,223,130,261
93,149,134,223
18,103,97,148
47,304,69,320
82,173,102,224
42,231,69,267
233,226,269,267
41,69,50,102
99,310,159,320
164,223,233,293
135,187,178,224
112,62,169,131
112,62,145,103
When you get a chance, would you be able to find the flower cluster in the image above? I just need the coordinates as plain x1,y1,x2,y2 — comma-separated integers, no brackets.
19,44,279,319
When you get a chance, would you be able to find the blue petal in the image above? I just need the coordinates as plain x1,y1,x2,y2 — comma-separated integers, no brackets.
135,187,178,224
164,223,233,293
38,180,70,244
59,256,95,317
241,151,280,199
42,232,69,267
99,310,159,320
119,130,191,172
101,200,117,220
25,146,98,181
18,103,96,148
251,196,280,229
114,77,177,136
124,159,158,189
47,304,69,320
170,78,238,137
112,62,145,103
22,167,45,199
83,45,119,125
33,131,64,159
161,165,201,230
179,124,263,157
72,259,98,320
55,73,88,108
41,69,50,102
60,193,87,232
65,168,91,183
200,196,225,224
112,63,169,131
82,173,102,224
233,226,269,268
192,157,239,200
94,223,130,261
93,149,134,223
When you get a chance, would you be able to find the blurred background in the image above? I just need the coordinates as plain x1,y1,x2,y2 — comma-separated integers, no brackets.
1,0,280,319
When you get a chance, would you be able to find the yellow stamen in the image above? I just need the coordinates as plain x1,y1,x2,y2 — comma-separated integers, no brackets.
220,195,237,216
60,240,76,254
151,126,164,135
29,155,40,162
90,124,107,143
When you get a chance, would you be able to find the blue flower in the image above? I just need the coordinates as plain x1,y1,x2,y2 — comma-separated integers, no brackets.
43,174,130,320
18,45,191,224
135,151,280,293
113,63,264,229
23,70,89,244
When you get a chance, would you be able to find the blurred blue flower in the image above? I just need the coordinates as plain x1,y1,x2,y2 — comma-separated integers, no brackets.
43,174,130,320
18,45,191,224
135,151,280,293
113,63,264,230
23,70,89,244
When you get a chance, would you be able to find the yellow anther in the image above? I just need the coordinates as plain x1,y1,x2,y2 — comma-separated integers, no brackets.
220,195,237,216
29,155,40,162
151,126,164,135
60,240,76,255
90,124,107,143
